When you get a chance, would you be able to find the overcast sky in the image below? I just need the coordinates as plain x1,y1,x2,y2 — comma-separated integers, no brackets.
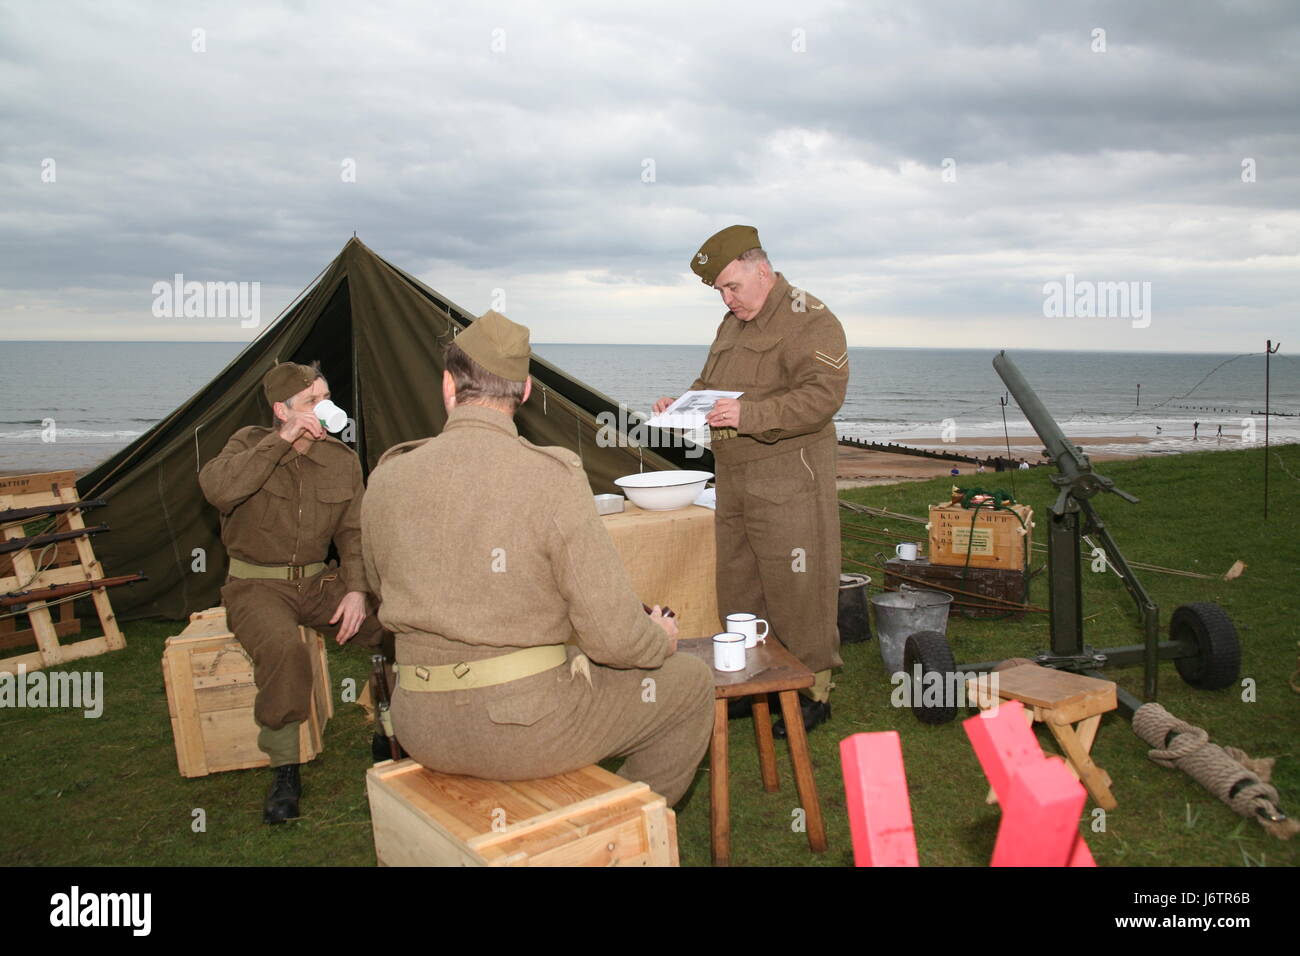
2,0,1296,351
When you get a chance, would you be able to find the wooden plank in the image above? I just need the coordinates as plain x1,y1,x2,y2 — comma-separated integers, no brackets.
54,484,125,653
0,615,80,652
710,696,730,866
1046,720,1118,811
165,639,209,776
365,760,677,867
2,539,62,668
470,782,651,850
0,565,91,592
384,768,549,841
839,731,919,867
778,689,827,854
676,636,815,696
752,693,779,792
0,471,78,500
366,766,488,866
992,664,1116,711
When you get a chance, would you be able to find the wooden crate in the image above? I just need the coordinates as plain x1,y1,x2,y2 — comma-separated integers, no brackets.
884,557,1027,619
366,758,679,867
927,502,1033,571
162,607,334,777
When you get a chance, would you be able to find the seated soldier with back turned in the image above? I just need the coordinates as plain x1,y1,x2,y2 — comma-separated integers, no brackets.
361,312,713,806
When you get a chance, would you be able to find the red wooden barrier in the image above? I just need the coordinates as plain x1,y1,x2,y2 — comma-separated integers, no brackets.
839,731,919,867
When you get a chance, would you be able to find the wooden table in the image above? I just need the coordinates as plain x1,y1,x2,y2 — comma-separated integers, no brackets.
601,502,722,639
678,636,828,866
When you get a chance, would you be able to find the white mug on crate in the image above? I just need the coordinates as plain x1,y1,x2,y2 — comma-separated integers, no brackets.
712,632,747,672
895,542,919,561
725,612,769,649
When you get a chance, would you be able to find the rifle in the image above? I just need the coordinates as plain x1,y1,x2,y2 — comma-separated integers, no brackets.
0,499,107,524
1,572,147,609
0,524,109,556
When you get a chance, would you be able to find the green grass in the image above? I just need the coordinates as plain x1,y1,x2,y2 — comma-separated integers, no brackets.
2,444,1296,867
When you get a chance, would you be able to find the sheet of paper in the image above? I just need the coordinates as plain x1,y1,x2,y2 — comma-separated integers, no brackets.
645,390,743,429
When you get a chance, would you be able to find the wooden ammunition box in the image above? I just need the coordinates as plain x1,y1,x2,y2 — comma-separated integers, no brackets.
366,758,679,867
162,607,333,777
884,557,1028,619
928,502,1033,571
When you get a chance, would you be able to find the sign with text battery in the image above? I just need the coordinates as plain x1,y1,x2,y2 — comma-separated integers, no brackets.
928,503,1033,570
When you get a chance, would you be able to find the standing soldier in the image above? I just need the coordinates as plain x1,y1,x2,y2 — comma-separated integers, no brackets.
199,362,391,824
362,311,713,806
654,225,849,736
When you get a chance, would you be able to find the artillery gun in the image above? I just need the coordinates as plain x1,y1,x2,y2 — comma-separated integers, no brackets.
903,351,1241,722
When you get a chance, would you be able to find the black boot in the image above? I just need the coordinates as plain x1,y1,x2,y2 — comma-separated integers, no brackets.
263,764,302,824
772,697,832,739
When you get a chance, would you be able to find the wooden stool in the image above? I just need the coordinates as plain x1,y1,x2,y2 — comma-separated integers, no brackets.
678,637,828,866
365,759,678,866
968,663,1118,810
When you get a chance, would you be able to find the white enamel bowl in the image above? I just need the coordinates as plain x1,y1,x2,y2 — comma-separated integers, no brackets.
613,470,714,511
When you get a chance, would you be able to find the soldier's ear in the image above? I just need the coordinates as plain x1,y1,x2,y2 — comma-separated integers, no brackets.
522,376,532,405
271,400,290,423
441,369,457,412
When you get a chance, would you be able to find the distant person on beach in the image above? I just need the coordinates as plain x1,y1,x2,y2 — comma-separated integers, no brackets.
977,462,985,474
1217,424,1223,440
1018,459,1030,470
199,362,392,825
653,224,849,736
1156,425,1162,435
1193,420,1200,440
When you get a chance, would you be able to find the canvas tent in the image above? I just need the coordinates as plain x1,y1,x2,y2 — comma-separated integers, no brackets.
78,238,710,621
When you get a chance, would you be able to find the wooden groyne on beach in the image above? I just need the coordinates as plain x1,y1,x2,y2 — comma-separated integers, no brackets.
837,436,1033,469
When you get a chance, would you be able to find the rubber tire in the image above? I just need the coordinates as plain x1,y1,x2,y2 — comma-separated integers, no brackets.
902,630,958,724
1171,602,1241,690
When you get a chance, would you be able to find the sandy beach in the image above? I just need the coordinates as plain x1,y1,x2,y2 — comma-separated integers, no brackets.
834,435,1142,489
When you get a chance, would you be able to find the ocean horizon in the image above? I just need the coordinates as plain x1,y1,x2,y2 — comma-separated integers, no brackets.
2,341,1296,475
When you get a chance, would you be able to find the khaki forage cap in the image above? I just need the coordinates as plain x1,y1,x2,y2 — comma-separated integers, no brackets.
689,224,761,285
456,310,531,382
263,362,318,404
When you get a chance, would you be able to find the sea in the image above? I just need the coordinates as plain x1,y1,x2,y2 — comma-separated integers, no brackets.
1,341,1297,474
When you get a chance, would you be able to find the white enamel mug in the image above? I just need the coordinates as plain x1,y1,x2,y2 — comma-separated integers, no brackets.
895,542,919,561
313,399,348,434
725,612,769,649
712,632,747,672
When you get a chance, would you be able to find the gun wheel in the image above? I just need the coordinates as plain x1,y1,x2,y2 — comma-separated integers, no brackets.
1171,602,1241,691
903,630,958,724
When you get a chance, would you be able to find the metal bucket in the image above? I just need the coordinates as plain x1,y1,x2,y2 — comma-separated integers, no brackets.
838,573,873,644
870,586,954,675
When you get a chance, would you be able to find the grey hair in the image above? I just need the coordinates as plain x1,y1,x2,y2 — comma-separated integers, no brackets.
737,247,771,269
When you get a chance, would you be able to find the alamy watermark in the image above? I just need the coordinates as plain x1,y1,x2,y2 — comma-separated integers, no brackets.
151,273,260,328
595,403,705,459
890,665,999,713
1043,273,1151,328
0,664,103,718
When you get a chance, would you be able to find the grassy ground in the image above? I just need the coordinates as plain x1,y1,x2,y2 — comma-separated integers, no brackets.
2,443,1296,866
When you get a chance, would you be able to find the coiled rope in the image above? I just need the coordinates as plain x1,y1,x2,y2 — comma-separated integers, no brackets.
1132,702,1296,840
